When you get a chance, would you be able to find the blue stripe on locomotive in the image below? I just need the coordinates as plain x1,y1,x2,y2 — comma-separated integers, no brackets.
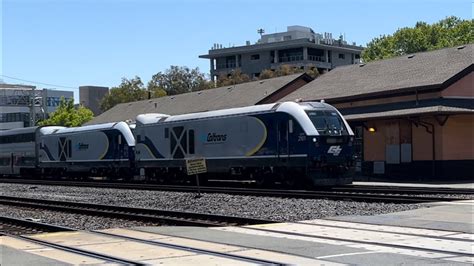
249,112,353,162
250,112,308,156
101,129,135,160
136,136,164,158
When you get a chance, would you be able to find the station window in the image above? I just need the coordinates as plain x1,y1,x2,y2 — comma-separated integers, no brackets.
338,53,345,59
250,54,260,60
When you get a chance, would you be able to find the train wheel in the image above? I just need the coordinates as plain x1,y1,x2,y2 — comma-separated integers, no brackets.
254,173,267,187
282,175,296,188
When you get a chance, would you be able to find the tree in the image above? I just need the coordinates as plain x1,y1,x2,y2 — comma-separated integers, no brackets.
216,69,251,87
362,16,474,62
305,68,320,79
275,64,303,76
100,76,148,112
259,69,275,80
148,66,212,95
38,97,93,127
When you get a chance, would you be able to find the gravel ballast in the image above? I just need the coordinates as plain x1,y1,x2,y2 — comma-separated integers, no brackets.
0,205,161,230
1,183,426,230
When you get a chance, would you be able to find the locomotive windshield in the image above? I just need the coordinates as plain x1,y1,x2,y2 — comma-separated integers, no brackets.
306,110,348,135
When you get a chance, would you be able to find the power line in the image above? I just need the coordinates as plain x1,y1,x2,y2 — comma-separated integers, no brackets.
0,74,78,89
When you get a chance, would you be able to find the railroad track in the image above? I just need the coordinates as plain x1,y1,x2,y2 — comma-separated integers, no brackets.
1,178,471,203
0,215,284,265
0,215,74,235
0,216,143,264
0,195,275,226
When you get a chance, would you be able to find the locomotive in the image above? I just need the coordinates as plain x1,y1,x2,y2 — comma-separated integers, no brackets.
0,101,355,186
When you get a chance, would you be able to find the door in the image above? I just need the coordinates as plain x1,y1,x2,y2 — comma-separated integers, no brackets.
278,120,289,159
11,153,20,175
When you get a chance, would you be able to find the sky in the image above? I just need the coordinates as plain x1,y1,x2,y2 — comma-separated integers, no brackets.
1,0,472,101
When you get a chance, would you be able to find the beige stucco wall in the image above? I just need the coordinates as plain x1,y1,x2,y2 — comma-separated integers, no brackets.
363,120,386,161
364,114,474,162
439,114,474,160
442,72,473,98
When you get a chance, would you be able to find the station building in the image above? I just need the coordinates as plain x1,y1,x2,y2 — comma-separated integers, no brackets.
200,26,363,81
282,44,473,180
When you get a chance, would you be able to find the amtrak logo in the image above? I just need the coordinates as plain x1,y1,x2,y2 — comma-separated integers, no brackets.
327,145,342,156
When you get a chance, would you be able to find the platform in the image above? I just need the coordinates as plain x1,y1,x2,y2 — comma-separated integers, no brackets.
1,200,473,265
353,181,474,189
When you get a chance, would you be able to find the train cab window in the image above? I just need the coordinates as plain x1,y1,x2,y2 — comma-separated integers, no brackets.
165,128,169,138
118,135,122,145
306,110,348,135
289,119,294,133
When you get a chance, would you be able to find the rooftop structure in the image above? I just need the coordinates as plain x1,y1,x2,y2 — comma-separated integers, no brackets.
79,86,109,116
200,26,363,81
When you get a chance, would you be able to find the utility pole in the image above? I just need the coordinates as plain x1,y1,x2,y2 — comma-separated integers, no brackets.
29,87,44,127
30,86,36,126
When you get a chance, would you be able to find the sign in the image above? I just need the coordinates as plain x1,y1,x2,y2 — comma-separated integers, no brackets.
186,158,207,175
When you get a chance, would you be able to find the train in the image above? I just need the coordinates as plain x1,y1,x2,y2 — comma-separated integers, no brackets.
0,101,355,186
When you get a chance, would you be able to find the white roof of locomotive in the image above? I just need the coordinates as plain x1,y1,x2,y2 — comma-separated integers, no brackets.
135,101,352,136
39,122,136,146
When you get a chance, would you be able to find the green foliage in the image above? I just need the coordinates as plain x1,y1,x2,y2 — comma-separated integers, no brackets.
38,97,93,127
275,64,302,76
148,66,212,95
259,69,275,80
219,64,320,85
258,64,319,80
100,76,148,112
363,16,474,62
216,69,251,87
305,68,320,79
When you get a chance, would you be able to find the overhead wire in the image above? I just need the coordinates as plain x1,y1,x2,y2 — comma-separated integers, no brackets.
0,74,78,89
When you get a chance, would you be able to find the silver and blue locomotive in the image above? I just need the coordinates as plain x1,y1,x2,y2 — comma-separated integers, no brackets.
135,101,355,186
38,122,136,178
0,101,354,186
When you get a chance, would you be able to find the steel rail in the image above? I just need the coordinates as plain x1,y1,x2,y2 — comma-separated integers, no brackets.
0,215,75,235
0,195,275,226
0,216,143,265
0,178,471,203
95,230,284,265
248,226,474,258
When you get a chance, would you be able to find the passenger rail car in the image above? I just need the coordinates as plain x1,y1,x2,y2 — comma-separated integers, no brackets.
0,127,40,176
135,101,355,186
38,122,135,178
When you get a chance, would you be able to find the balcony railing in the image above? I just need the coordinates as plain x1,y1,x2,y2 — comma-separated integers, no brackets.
216,62,237,69
279,55,303,62
308,55,324,62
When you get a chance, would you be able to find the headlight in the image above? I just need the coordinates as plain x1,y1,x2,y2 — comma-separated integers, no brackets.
312,137,317,143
